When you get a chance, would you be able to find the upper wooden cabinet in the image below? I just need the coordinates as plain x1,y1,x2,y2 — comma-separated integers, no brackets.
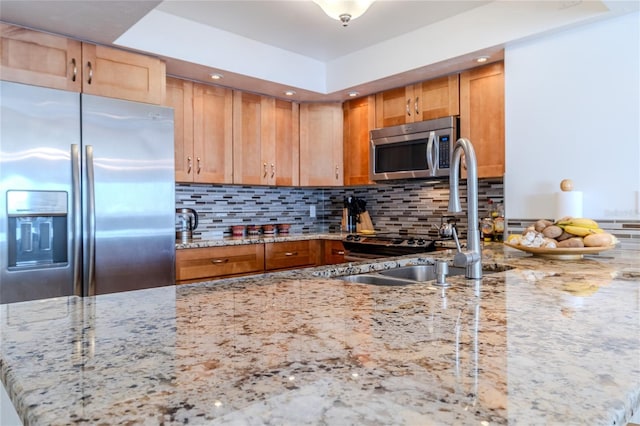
375,74,459,127
0,23,82,91
233,92,300,186
81,44,165,105
343,95,375,186
193,83,234,183
299,103,344,187
0,23,165,104
459,61,505,178
165,77,233,183
164,77,194,182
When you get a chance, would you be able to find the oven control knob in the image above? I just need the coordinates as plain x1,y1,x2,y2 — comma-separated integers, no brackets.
417,239,426,245
407,238,416,245
345,234,354,241
392,238,403,245
353,235,361,241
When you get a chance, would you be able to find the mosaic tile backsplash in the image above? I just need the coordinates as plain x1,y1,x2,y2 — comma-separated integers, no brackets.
176,178,639,249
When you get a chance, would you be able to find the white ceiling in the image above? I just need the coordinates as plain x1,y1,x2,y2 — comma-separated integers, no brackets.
1,1,638,102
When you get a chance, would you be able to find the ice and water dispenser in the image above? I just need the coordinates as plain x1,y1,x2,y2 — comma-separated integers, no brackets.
6,190,68,269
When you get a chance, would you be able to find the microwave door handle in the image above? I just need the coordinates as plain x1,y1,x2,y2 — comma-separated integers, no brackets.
426,131,436,177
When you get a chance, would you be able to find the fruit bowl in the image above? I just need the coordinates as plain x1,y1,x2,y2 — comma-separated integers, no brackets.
504,242,616,260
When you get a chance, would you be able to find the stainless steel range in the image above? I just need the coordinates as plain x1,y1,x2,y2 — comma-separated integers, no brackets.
341,233,438,261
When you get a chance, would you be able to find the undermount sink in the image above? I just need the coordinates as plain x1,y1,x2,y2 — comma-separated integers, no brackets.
378,265,466,281
337,264,505,286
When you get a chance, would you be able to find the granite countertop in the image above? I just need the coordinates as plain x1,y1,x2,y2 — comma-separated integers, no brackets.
175,232,343,249
2,243,639,425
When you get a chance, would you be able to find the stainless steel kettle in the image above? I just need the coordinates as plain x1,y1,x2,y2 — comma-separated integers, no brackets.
176,208,198,242
438,216,457,239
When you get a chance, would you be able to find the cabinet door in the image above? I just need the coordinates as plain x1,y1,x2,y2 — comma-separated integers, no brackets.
233,91,275,185
176,244,265,283
265,240,321,271
81,44,165,105
165,78,194,182
414,74,459,121
299,103,343,186
274,99,300,186
460,62,505,178
0,23,82,91
323,240,346,265
193,83,233,183
375,86,413,127
343,95,375,186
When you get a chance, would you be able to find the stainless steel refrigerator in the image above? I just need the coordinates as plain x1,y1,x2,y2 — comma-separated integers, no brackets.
0,81,175,304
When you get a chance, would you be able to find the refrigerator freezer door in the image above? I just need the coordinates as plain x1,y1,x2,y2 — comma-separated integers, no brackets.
0,81,80,304
81,95,175,296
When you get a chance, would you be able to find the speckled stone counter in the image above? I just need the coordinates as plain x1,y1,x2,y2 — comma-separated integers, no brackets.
175,232,343,249
2,244,639,425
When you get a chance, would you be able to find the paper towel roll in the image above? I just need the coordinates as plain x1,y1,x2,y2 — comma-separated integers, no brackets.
555,191,583,220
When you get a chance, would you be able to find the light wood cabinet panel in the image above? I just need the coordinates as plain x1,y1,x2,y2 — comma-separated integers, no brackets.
274,99,300,186
81,44,165,104
375,74,459,127
459,62,505,178
165,77,194,182
193,83,234,183
322,240,346,265
233,91,275,185
343,95,375,186
299,103,344,186
0,23,82,91
265,240,321,271
176,244,265,283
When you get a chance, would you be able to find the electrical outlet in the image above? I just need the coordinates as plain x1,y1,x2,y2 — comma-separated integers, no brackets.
310,205,316,218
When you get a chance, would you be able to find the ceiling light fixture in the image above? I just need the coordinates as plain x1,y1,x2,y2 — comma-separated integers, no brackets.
209,73,223,80
475,56,490,63
284,90,296,96
348,91,359,97
313,0,374,27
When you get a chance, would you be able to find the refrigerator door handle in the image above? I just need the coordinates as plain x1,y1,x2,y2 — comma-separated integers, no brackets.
85,145,96,296
71,144,82,295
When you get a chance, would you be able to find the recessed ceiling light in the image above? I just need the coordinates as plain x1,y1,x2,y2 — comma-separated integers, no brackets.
209,73,223,80
475,56,490,63
284,90,296,96
348,91,360,97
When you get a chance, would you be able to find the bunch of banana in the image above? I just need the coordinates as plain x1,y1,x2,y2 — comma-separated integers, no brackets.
555,217,603,237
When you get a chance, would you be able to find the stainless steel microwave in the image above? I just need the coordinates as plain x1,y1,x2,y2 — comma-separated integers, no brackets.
369,116,458,181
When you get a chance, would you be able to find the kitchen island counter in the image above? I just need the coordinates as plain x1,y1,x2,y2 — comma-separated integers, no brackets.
1,243,639,425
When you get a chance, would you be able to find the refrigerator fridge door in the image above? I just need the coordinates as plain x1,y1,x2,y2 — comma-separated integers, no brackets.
0,81,80,303
81,95,175,296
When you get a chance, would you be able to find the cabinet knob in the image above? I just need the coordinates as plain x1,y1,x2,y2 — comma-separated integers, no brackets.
271,163,275,178
263,162,268,178
335,165,339,180
415,96,420,115
187,156,192,174
406,98,411,116
197,157,201,174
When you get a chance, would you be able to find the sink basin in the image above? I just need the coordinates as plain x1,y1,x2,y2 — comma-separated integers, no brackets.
339,274,415,286
378,265,466,281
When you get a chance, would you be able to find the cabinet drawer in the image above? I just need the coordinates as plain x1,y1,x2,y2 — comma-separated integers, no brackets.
323,240,346,265
176,244,265,283
265,240,321,271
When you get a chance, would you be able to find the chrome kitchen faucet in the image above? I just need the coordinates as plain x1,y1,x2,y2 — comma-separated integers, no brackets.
448,138,482,280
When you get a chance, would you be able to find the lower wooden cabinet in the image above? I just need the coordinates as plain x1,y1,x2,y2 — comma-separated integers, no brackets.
323,240,346,265
176,244,265,284
176,239,343,284
265,240,321,271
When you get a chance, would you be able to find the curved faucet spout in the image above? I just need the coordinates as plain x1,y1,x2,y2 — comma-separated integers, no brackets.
448,138,482,279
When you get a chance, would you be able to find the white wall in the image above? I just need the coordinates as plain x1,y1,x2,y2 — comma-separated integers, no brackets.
504,11,640,221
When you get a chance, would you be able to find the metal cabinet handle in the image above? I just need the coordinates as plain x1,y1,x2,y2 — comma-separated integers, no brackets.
271,163,275,178
71,58,77,82
197,157,201,174
335,165,339,179
337,250,345,255
406,98,411,116
86,61,93,85
211,258,229,264
187,156,192,174
415,96,420,115
284,252,298,256
263,162,268,178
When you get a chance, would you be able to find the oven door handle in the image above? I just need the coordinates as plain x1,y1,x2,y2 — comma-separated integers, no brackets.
426,131,437,177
